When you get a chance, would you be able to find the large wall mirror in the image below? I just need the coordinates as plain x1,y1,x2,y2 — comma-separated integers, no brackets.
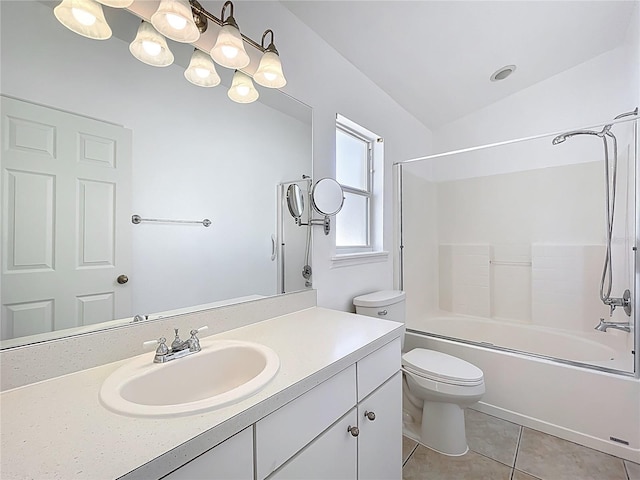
0,1,312,348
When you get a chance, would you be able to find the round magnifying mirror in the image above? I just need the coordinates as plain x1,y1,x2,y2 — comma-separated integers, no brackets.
286,184,305,219
311,178,344,216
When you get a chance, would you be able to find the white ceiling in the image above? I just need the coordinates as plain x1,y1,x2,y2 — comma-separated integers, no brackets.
282,1,637,130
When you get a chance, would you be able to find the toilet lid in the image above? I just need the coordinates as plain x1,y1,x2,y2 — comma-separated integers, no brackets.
353,290,405,308
402,349,484,386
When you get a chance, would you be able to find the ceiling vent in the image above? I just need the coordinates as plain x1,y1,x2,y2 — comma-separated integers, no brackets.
490,65,516,82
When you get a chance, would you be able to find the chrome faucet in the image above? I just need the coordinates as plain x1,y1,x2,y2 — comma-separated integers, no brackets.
594,318,631,333
144,326,208,363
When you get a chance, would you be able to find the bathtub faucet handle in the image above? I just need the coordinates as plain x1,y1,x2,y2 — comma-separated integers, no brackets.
603,289,632,317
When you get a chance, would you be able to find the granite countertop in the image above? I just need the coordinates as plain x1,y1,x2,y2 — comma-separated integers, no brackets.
0,307,402,479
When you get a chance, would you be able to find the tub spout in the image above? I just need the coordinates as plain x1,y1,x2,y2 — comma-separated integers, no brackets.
594,318,631,333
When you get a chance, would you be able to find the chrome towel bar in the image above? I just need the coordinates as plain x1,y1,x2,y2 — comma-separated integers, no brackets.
131,214,211,227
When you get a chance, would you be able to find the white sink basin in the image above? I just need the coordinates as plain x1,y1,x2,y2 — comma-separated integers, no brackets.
100,340,280,417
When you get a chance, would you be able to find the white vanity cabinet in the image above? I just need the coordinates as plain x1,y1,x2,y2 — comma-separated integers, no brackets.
0,304,405,480
258,338,402,480
162,427,253,480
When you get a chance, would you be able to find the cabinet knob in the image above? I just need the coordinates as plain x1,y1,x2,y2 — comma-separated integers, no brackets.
364,410,376,421
347,425,359,437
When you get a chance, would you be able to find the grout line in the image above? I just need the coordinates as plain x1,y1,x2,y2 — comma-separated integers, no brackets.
512,425,524,470
470,449,515,470
624,460,630,480
402,440,419,468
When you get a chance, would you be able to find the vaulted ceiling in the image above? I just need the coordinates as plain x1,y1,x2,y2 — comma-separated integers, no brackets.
283,1,637,130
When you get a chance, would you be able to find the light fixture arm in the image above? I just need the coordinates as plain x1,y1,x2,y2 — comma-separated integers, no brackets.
220,1,238,28
188,0,268,54
261,29,278,55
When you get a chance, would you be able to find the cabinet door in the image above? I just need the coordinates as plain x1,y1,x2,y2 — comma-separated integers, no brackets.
256,365,356,479
270,409,357,480
163,427,253,480
358,372,402,480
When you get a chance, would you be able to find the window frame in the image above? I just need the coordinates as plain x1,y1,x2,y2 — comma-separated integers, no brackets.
335,119,376,254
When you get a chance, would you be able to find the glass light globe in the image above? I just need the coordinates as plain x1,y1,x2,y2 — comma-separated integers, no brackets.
54,0,112,40
211,24,250,69
151,0,200,43
95,0,134,7
254,51,287,88
184,50,221,87
228,70,259,104
129,22,174,67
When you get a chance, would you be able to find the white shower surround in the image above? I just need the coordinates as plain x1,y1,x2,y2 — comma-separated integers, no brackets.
404,328,640,463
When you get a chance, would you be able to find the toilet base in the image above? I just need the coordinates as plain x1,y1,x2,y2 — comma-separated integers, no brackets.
402,402,470,457
422,401,469,456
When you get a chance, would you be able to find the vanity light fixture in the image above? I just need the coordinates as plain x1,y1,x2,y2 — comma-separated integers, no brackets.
228,70,259,104
53,0,112,40
129,21,174,67
151,0,201,43
184,49,221,87
254,30,286,88
210,1,250,69
53,0,289,101
95,0,133,7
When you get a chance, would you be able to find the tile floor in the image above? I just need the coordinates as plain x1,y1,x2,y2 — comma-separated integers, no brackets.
402,409,640,480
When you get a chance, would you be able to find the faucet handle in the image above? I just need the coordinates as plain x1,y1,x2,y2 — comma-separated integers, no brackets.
190,326,209,336
188,326,208,352
143,337,168,355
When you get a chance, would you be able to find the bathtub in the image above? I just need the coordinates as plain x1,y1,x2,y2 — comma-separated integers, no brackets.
407,314,632,371
404,315,640,463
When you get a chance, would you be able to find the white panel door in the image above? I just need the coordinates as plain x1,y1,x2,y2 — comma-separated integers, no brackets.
1,95,132,340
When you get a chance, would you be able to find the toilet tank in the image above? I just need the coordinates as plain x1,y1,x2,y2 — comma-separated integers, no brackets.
353,290,406,324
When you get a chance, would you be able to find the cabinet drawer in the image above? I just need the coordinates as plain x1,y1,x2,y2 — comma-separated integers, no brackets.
162,427,253,480
256,364,357,479
357,338,401,401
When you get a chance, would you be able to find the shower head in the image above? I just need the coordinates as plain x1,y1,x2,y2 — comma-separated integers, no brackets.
551,134,568,145
551,129,604,145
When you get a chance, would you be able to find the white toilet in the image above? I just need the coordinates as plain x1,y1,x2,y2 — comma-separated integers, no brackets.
353,290,485,456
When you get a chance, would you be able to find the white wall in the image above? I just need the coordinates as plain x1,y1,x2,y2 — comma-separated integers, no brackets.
235,2,434,311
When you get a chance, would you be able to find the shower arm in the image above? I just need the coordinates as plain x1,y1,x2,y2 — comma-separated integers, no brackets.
613,107,638,120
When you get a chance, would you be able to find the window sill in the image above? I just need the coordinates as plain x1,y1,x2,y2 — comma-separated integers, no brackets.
331,251,389,268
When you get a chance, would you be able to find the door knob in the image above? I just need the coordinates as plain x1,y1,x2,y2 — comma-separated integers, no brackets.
117,274,129,284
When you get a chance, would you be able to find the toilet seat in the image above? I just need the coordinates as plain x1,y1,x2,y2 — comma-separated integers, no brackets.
402,349,484,386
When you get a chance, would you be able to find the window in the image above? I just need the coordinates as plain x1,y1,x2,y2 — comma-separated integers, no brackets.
335,114,384,258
